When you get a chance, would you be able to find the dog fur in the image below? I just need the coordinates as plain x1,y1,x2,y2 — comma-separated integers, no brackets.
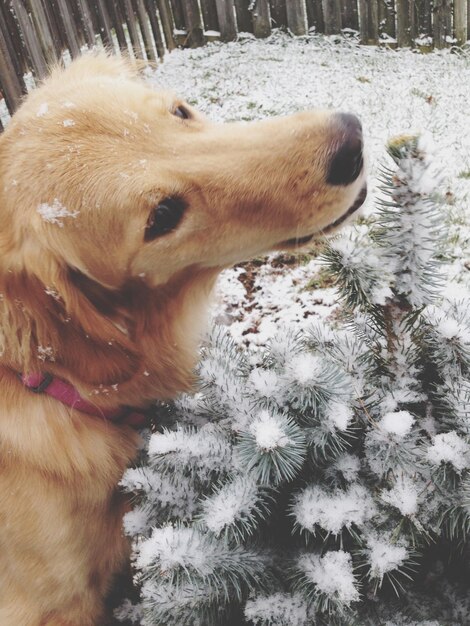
0,55,366,625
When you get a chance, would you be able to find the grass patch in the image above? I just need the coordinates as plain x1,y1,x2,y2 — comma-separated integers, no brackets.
410,87,435,104
304,267,336,291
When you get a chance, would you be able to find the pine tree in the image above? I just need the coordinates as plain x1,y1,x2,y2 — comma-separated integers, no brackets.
118,136,470,626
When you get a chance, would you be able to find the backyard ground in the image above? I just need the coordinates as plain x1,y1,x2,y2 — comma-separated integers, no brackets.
146,31,470,351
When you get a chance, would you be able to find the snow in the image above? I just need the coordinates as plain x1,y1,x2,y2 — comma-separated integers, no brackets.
147,425,232,479
395,133,443,197
244,592,308,626
423,304,470,364
150,433,182,455
366,534,409,581
297,550,359,606
44,287,61,301
37,345,55,362
123,506,149,535
248,367,279,399
371,283,394,305
62,118,75,127
381,474,419,516
212,257,339,350
379,411,415,438
36,102,48,117
136,525,207,573
330,235,360,263
325,400,353,431
37,199,79,227
250,410,290,451
330,453,361,482
427,431,470,472
438,315,470,344
293,484,375,535
436,317,461,340
286,353,323,386
199,355,231,388
120,466,199,520
201,476,259,535
114,599,143,625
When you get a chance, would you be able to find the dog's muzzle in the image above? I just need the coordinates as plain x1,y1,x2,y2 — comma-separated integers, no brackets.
280,183,367,247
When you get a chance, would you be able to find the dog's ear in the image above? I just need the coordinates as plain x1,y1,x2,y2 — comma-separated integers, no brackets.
0,254,141,384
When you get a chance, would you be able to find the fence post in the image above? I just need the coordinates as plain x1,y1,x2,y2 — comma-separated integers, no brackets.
26,0,60,65
433,0,452,48
123,0,146,58
234,0,253,32
322,0,342,34
104,1,128,51
36,0,64,59
55,0,81,57
136,0,158,60
420,0,432,36
396,0,412,46
270,0,287,28
454,0,468,45
200,0,219,31
170,0,185,29
94,0,114,49
341,0,359,30
215,0,237,41
76,0,96,48
251,0,271,38
143,0,166,58
11,0,49,79
468,0,470,42
359,0,379,43
378,0,395,38
287,0,308,35
181,0,205,46
306,0,324,32
156,0,177,50
370,0,379,42
0,13,26,113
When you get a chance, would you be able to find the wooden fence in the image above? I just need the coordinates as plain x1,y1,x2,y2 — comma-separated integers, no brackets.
0,0,468,123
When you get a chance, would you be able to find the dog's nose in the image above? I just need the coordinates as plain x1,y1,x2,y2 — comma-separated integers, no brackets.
327,113,364,186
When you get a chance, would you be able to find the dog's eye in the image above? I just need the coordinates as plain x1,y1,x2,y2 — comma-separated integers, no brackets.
144,197,186,241
173,105,191,120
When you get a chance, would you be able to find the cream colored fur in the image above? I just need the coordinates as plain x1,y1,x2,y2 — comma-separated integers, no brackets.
0,54,365,625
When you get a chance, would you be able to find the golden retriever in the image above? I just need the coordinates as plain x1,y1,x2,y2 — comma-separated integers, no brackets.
0,54,366,625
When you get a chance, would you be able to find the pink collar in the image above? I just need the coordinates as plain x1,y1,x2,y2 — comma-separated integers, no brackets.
20,372,146,428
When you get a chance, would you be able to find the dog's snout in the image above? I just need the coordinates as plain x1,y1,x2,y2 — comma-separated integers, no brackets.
327,113,364,186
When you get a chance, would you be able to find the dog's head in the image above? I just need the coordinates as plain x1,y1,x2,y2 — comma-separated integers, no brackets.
0,54,365,288
0,55,366,398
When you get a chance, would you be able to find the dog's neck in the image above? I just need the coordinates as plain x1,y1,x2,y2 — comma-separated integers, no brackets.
0,266,219,412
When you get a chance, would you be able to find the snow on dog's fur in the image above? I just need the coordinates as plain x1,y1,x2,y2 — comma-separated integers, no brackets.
0,54,366,625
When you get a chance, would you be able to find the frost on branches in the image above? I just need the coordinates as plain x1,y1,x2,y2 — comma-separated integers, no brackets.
119,136,470,626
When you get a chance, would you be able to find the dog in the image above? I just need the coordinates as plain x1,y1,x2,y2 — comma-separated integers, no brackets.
0,54,366,625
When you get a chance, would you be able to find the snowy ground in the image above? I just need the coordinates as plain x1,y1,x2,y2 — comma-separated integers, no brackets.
146,32,470,349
